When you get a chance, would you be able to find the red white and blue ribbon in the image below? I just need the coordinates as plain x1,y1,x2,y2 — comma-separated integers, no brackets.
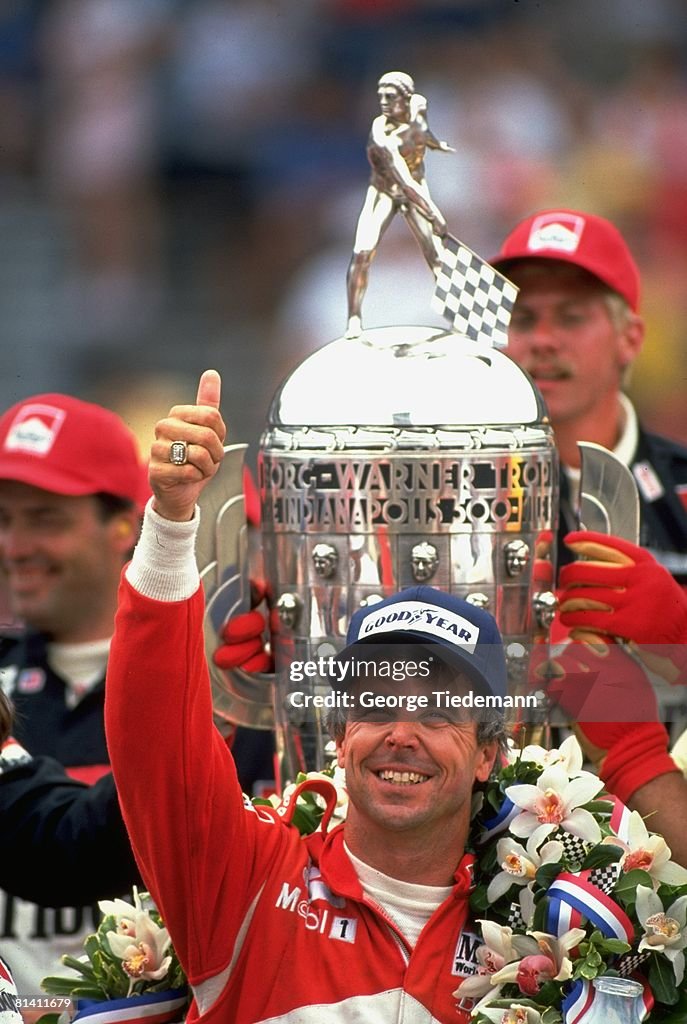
73,989,188,1024
479,796,519,843
563,976,653,1023
546,892,583,937
562,978,596,1024
547,872,634,943
609,796,632,843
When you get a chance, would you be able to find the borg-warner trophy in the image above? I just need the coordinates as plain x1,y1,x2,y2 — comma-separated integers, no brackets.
200,72,560,787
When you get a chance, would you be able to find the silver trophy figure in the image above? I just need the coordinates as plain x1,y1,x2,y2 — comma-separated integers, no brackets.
201,74,560,785
346,71,454,338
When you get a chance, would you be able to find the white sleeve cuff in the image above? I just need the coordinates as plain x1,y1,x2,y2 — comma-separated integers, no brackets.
125,498,201,602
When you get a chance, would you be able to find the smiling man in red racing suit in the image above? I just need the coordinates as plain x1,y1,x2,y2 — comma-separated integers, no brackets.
105,369,507,1024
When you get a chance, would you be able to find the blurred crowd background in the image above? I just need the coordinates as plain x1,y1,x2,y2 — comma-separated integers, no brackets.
1,0,687,468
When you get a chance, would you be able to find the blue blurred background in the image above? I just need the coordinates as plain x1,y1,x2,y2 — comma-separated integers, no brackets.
1,0,686,465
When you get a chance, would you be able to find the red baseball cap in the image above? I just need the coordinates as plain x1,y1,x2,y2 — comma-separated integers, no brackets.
0,393,150,509
492,209,640,311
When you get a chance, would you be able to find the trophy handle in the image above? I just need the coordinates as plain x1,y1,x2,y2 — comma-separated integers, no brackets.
197,443,275,733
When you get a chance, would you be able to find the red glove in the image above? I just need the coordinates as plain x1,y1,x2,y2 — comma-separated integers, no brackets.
600,721,678,806
535,637,657,722
213,583,274,674
538,637,680,804
559,530,687,683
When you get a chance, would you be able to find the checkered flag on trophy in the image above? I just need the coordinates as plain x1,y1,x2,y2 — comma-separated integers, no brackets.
432,234,518,348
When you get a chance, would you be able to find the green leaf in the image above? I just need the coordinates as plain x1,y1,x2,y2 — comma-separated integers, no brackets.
594,937,631,955
584,799,614,813
290,803,323,835
597,937,630,954
469,885,491,913
480,843,498,873
580,843,623,870
70,984,110,1000
532,894,549,932
535,861,562,889
650,986,687,1022
578,959,600,980
486,787,503,814
586,947,603,968
96,915,117,940
84,934,101,962
535,981,560,1005
41,977,82,996
649,953,679,1005
613,868,653,907
59,955,97,980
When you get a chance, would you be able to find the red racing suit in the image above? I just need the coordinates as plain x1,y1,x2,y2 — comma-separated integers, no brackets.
106,580,483,1024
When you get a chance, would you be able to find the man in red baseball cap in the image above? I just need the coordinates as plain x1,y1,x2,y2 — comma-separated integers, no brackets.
493,208,687,579
493,210,687,863
0,392,149,1006
494,209,644,468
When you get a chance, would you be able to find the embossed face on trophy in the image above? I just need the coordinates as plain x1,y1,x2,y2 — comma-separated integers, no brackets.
410,541,439,582
504,539,530,577
276,592,302,631
312,543,339,579
533,590,558,630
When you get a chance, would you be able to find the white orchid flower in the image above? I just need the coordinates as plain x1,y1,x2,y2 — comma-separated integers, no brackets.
476,1006,543,1024
98,897,139,937
455,921,522,1001
487,834,564,902
506,763,603,848
511,735,584,775
107,909,172,984
636,885,687,985
604,811,687,887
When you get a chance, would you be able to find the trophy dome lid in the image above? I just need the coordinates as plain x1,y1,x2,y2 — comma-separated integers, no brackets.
269,325,547,428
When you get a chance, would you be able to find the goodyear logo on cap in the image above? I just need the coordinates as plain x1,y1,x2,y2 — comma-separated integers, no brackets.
358,600,479,654
4,403,66,456
527,212,584,254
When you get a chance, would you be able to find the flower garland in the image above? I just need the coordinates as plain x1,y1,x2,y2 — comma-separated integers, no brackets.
254,738,687,1021
465,735,687,1023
